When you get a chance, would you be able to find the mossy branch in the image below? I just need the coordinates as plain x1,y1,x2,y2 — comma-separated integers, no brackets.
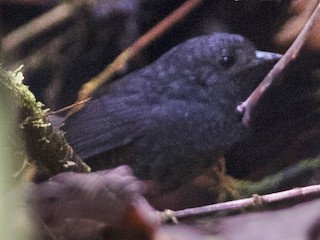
0,66,90,181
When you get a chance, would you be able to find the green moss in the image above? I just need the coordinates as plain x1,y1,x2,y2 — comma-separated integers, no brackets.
0,66,89,181
0,66,44,115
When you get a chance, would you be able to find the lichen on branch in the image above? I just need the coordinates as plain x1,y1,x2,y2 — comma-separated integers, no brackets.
0,66,90,182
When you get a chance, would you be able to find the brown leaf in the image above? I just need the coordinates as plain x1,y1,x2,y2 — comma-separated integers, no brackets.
27,166,160,240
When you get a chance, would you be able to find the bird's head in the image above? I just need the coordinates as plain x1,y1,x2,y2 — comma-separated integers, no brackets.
153,33,281,106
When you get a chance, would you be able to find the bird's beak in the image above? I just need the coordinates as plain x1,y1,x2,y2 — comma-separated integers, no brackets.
255,50,282,61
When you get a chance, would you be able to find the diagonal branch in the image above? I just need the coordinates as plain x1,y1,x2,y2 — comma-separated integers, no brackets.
73,0,204,113
237,2,320,126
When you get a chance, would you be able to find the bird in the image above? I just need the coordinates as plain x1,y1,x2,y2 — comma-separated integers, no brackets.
62,33,280,193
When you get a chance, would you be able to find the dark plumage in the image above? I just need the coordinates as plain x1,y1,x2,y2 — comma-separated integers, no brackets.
63,33,279,191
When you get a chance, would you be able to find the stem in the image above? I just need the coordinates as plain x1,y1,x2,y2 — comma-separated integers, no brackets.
161,184,320,221
74,0,204,113
237,2,320,126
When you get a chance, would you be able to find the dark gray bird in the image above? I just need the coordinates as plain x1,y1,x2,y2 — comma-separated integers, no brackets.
63,33,280,192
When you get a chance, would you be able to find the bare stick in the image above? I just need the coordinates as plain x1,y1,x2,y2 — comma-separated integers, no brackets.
160,184,320,221
75,0,204,112
48,98,91,116
24,98,91,124
237,2,320,126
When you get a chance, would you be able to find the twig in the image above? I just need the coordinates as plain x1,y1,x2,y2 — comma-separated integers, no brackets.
74,0,204,113
24,98,91,123
2,3,77,55
48,98,91,116
160,184,320,221
237,2,320,126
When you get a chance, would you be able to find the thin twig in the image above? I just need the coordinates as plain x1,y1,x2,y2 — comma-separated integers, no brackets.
161,184,320,221
24,98,91,123
237,2,320,126
74,0,204,113
48,98,91,116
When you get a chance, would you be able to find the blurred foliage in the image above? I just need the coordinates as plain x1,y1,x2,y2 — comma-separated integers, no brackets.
0,66,30,240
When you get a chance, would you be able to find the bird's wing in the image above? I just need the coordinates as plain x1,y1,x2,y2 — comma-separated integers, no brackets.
63,94,152,160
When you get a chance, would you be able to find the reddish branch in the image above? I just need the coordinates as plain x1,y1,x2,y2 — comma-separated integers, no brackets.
129,0,204,57
161,184,320,221
75,0,204,111
237,2,320,126
48,98,91,116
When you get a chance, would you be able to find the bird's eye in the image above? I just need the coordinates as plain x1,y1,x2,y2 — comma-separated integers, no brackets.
218,55,235,68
